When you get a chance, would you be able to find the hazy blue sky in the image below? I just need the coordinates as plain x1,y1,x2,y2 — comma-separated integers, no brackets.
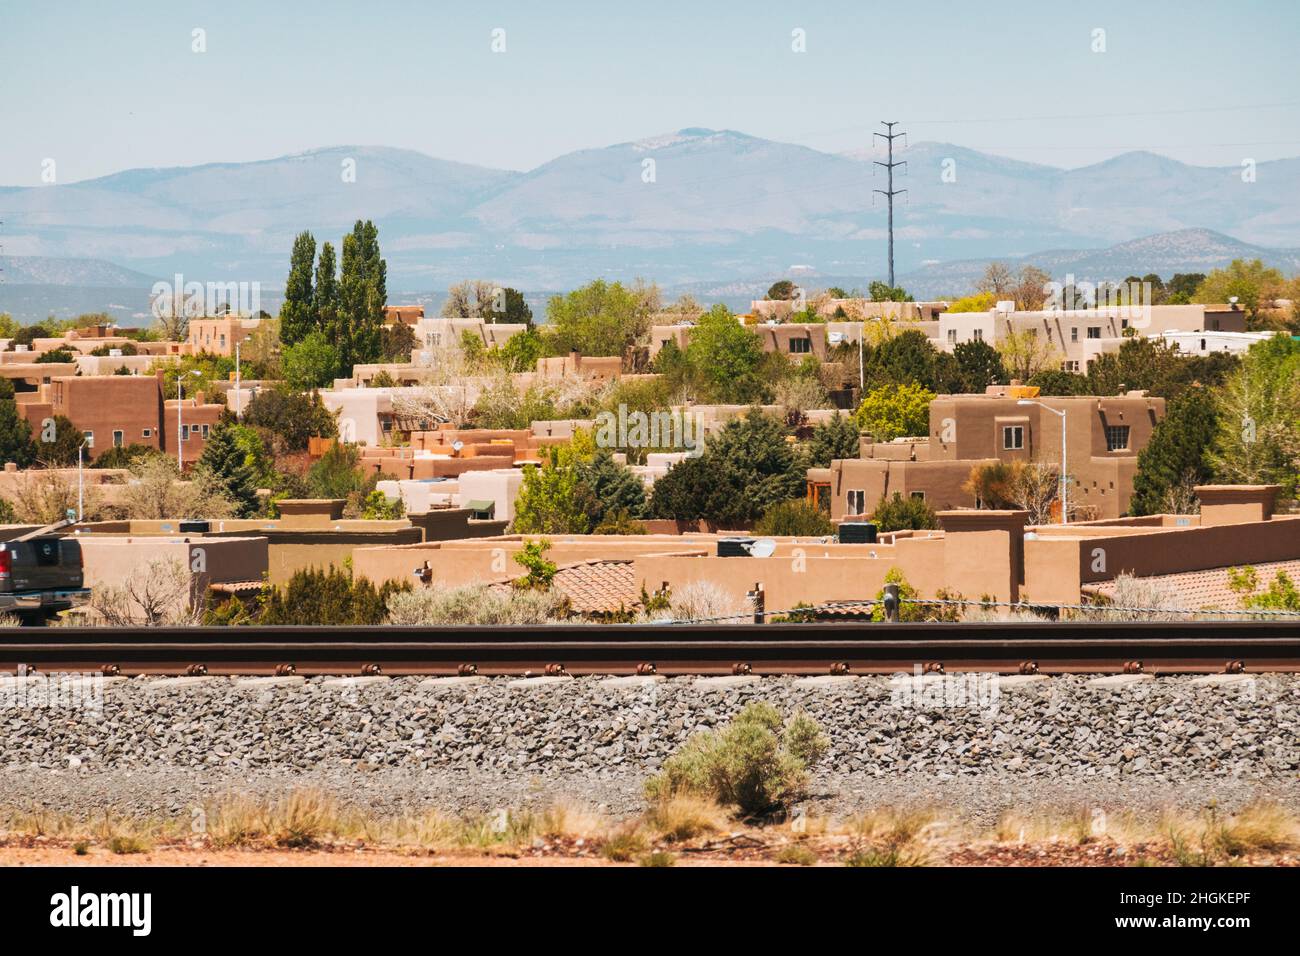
2,0,1297,185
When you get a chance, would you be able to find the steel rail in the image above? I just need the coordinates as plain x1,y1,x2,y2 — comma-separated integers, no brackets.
1,621,1298,675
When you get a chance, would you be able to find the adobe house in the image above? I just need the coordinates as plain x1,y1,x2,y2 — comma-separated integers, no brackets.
1026,485,1300,604
351,517,1033,608
185,316,268,357
812,385,1164,520
72,500,506,586
938,303,1247,372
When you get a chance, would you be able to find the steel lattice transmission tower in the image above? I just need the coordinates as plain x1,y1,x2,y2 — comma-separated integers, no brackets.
873,122,907,287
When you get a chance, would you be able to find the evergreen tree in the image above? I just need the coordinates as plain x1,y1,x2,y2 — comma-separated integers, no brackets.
0,380,37,467
35,415,84,467
953,339,1008,392
806,413,860,467
279,231,316,347
336,220,387,373
1129,387,1219,516
195,421,260,517
575,449,648,527
650,409,805,527
314,240,339,341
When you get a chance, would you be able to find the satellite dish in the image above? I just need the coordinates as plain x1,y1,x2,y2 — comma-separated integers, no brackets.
746,538,777,559
452,440,464,454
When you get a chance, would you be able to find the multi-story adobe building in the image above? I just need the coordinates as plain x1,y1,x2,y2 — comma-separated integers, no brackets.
186,316,268,358
937,303,1246,372
808,384,1165,521
412,317,526,363
14,371,223,465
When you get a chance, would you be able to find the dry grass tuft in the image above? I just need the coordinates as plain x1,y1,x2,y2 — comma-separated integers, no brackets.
643,796,729,843
841,807,944,867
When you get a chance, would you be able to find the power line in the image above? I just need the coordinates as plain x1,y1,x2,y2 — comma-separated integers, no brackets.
872,121,906,288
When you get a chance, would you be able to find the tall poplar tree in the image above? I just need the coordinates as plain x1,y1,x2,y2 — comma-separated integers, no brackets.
336,219,386,372
279,231,316,347
314,241,339,339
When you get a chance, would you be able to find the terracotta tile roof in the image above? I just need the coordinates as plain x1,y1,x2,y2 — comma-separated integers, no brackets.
208,580,265,594
488,559,639,615
1086,559,1300,610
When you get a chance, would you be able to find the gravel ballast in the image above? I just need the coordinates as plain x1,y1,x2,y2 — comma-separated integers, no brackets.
2,673,1296,824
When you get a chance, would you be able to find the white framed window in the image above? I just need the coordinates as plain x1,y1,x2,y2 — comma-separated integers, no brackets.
972,329,984,342
1070,327,1078,342
1087,327,1101,339
1105,425,1130,451
142,428,152,439
201,424,210,438
846,489,866,515
789,337,811,354
112,430,124,447
910,491,925,501
83,431,94,448
1002,425,1024,450
181,425,190,441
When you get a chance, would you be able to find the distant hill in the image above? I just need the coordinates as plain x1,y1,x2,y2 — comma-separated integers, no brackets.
896,229,1300,299
0,255,157,287
2,131,1297,290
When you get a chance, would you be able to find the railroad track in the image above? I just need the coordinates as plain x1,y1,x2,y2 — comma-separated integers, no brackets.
2,621,1299,676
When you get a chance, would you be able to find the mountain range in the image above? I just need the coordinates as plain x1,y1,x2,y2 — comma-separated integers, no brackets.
1,128,1297,297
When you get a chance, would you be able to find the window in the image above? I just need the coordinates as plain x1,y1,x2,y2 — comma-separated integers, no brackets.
910,491,926,501
219,335,227,349
112,430,124,448
425,332,442,348
1070,327,1078,342
1002,425,1024,450
142,428,152,439
181,425,190,441
947,329,957,344
972,329,984,342
1087,327,1101,339
201,424,210,439
789,337,811,354
847,489,866,515
1062,361,1080,372
83,431,94,448
1105,425,1130,451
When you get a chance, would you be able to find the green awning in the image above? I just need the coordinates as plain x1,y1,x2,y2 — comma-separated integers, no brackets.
464,499,496,515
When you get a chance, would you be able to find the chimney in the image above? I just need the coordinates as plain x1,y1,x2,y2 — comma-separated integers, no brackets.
937,510,1030,603
1195,485,1279,526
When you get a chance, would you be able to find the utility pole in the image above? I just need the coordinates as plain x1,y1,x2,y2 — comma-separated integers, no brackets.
873,122,907,288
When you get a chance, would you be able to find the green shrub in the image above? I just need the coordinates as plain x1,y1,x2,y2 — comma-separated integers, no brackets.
869,491,938,531
645,702,828,818
754,499,834,536
257,566,408,625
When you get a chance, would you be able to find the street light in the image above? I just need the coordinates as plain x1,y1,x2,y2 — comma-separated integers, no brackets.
1017,399,1069,524
178,369,202,471
77,439,88,521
